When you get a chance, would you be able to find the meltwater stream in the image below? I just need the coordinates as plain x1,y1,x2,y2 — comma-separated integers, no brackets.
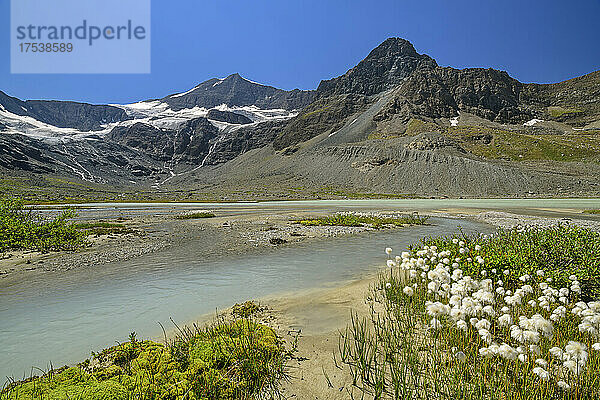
0,217,492,381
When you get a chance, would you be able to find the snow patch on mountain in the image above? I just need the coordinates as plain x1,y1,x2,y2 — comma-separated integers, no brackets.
168,85,201,98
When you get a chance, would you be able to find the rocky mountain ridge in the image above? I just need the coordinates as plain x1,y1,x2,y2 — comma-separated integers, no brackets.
1,37,599,199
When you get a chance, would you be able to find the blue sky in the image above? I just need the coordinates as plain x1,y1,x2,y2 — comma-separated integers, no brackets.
1,0,599,104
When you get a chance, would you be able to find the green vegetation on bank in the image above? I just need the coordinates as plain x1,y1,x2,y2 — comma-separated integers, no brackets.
0,197,84,253
175,211,216,220
583,209,600,214
421,225,600,299
0,197,140,253
73,222,134,236
1,314,292,400
338,225,600,399
296,212,428,229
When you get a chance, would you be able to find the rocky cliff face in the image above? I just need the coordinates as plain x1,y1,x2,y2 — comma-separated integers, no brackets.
0,91,131,131
274,38,600,155
206,109,253,124
107,117,220,165
160,73,315,111
373,67,529,124
317,38,437,97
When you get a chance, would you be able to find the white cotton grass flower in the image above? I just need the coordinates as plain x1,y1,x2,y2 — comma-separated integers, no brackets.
518,353,528,363
498,314,512,328
549,347,564,359
532,366,550,381
483,305,495,317
430,318,441,330
565,341,588,362
523,330,540,344
385,247,393,255
478,328,492,343
557,380,570,390
475,319,491,331
488,344,499,355
535,358,547,367
385,282,392,289
479,347,493,358
455,351,467,362
510,327,526,343
563,359,583,375
498,344,518,360
403,286,414,296
387,260,397,268
456,320,468,331
529,345,541,356
593,343,600,351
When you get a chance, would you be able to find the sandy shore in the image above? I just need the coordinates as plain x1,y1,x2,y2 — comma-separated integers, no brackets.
0,209,409,286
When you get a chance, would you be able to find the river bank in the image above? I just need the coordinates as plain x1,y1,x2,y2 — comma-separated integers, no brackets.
249,211,600,399
2,200,600,390
0,209,418,285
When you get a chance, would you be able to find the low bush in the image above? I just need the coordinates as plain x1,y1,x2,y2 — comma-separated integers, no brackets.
296,212,428,229
0,197,84,253
175,211,216,220
583,210,600,214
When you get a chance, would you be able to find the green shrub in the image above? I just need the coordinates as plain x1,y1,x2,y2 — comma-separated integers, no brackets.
73,222,133,236
0,197,84,253
175,211,216,219
297,212,428,228
232,301,262,318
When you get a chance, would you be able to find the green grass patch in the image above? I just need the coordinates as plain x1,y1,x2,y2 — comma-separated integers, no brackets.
448,126,600,162
0,197,85,253
2,317,292,400
405,118,440,136
73,222,135,236
583,209,600,214
175,211,216,220
300,105,331,119
296,212,428,229
548,106,583,118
